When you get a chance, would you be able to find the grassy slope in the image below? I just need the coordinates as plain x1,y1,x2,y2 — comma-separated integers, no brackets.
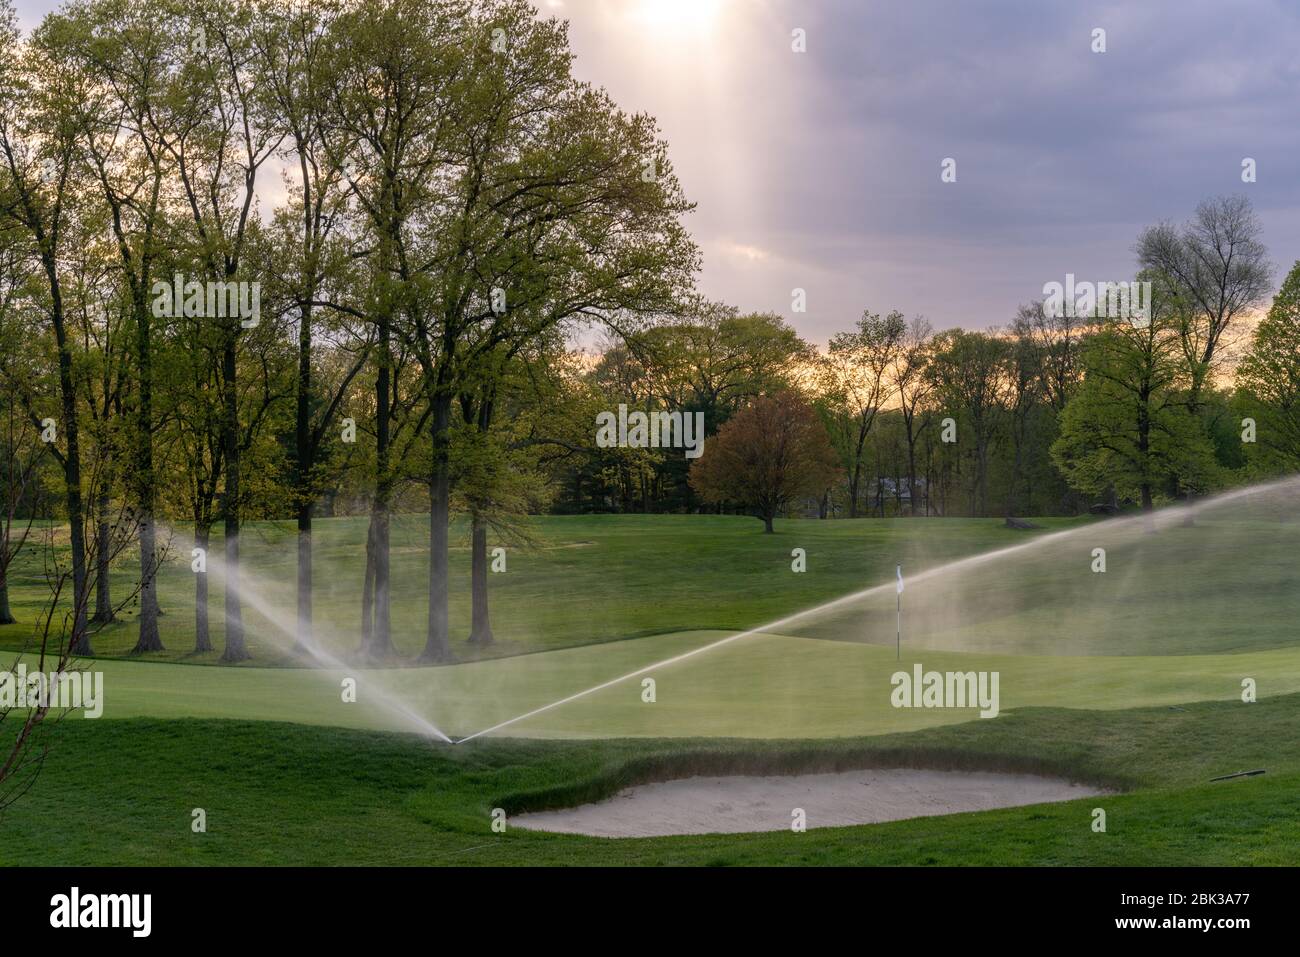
2,692,1296,866
0,515,1086,664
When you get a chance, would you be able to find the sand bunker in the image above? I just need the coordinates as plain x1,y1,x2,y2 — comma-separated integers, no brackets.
511,769,1107,837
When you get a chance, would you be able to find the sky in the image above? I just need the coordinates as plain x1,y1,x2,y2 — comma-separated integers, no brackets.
14,0,1300,346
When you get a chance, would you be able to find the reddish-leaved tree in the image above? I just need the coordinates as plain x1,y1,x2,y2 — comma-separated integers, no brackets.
690,392,840,532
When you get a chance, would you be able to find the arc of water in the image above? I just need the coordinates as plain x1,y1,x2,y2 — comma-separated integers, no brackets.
159,524,454,743
454,476,1299,743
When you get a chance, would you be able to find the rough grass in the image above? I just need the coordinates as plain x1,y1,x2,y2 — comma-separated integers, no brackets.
1,690,1295,866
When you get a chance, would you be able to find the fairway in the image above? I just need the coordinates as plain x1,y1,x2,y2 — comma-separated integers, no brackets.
67,630,1300,740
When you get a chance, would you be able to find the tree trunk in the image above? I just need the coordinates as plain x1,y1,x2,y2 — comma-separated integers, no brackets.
1137,388,1156,527
467,517,493,645
368,310,393,659
294,297,313,652
295,506,312,655
131,294,162,654
905,422,919,516
762,514,774,533
0,567,13,625
194,524,212,653
360,515,375,654
52,293,91,655
91,486,114,624
422,392,452,662
369,506,392,658
134,512,164,652
1181,375,1206,528
219,327,247,662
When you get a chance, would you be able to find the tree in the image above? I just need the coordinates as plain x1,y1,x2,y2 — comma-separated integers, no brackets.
322,0,696,662
1052,276,1216,511
689,391,839,533
253,0,366,654
634,306,806,428
164,0,283,660
0,8,94,652
74,262,129,626
890,315,932,515
927,329,1012,516
49,0,185,654
0,204,38,625
163,307,226,653
1136,196,1270,520
1003,306,1046,518
817,309,905,517
629,306,805,510
587,340,663,511
453,348,555,646
0,385,42,626
317,0,462,660
1238,261,1300,472
1,421,138,814
1026,297,1084,413
1136,195,1272,413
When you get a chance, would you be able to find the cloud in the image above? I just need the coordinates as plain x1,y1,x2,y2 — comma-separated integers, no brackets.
13,0,1293,341
559,0,1300,341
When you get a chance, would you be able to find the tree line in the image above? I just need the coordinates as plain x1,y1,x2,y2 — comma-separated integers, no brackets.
565,195,1291,531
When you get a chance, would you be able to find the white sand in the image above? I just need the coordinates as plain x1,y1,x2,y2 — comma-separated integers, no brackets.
511,768,1107,837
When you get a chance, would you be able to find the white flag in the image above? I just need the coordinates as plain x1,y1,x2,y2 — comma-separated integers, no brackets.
896,565,904,594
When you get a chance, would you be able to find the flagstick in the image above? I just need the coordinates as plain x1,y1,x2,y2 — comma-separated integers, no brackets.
896,563,902,661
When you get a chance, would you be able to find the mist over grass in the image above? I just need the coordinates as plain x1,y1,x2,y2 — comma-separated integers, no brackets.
0,512,1087,664
793,477,1300,656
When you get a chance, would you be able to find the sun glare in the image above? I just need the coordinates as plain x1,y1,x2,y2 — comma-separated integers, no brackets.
628,0,726,33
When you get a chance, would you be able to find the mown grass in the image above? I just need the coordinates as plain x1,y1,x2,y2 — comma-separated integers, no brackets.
1,690,1294,866
48,630,1300,740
